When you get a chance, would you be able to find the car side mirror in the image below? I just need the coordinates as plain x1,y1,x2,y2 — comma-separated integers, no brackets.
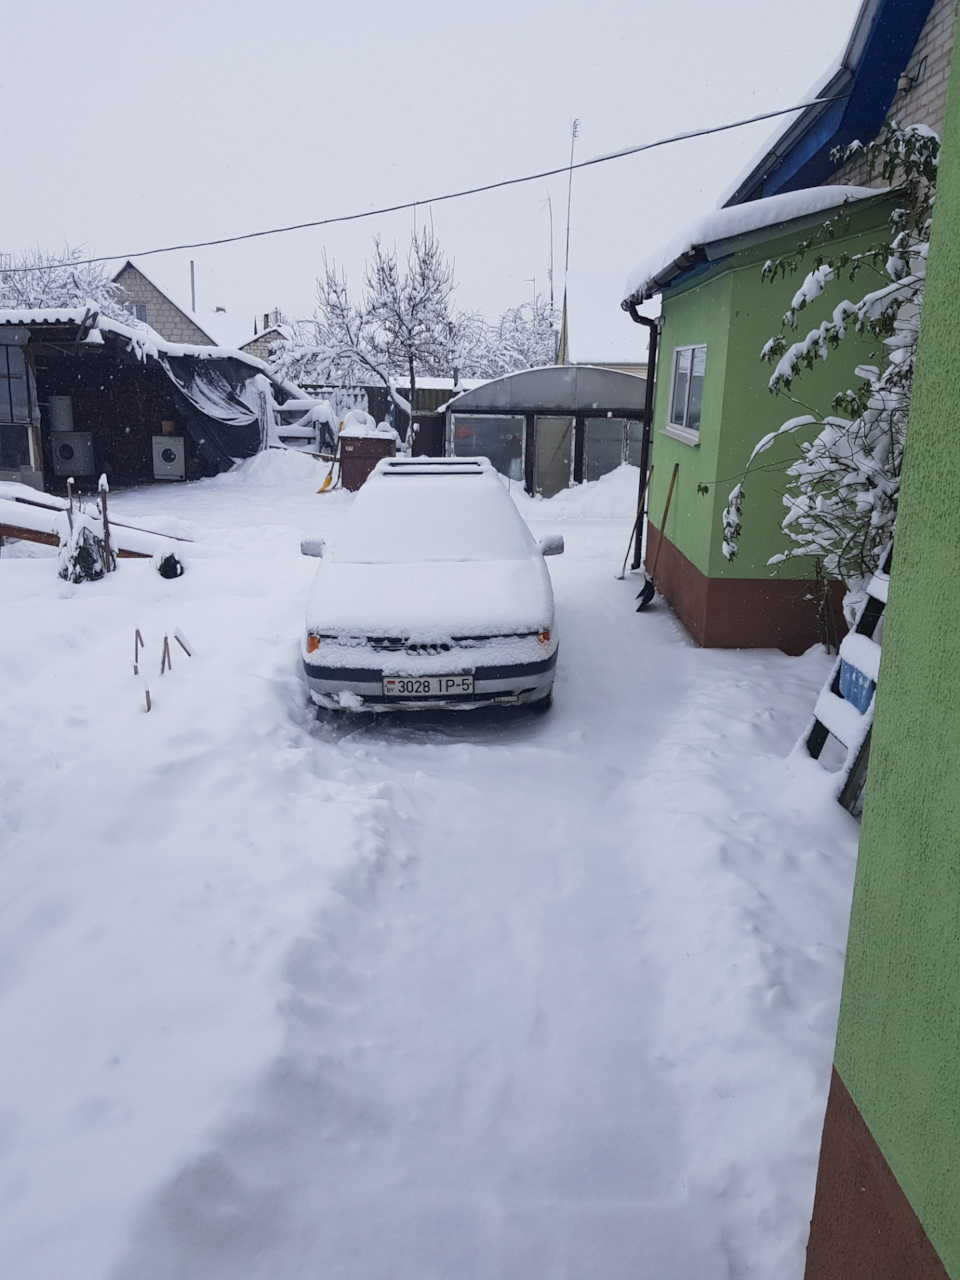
539,534,564,556
300,537,325,557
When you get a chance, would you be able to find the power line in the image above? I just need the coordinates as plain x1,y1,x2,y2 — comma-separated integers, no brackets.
10,96,848,273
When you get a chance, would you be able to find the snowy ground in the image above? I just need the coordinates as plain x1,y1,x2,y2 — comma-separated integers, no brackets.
0,456,860,1280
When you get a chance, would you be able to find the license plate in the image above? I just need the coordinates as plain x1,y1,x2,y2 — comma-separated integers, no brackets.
382,675,474,698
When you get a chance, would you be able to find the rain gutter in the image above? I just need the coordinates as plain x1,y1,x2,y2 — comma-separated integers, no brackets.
624,303,658,571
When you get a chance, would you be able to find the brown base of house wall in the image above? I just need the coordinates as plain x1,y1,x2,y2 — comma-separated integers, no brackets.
805,1068,949,1280
645,524,846,655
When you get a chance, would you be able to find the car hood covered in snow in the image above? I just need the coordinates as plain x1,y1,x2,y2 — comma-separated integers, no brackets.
305,557,554,638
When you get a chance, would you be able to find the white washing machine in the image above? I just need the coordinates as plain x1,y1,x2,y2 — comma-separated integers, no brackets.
152,435,185,480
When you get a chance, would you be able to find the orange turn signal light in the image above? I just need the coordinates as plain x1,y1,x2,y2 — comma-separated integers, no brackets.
306,635,319,654
537,630,551,645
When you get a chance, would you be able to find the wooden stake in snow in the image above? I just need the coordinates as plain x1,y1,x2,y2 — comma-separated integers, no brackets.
160,635,173,675
173,629,193,657
98,474,116,572
134,628,145,675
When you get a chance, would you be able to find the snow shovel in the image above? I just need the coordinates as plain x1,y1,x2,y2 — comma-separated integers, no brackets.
637,461,679,611
317,442,341,493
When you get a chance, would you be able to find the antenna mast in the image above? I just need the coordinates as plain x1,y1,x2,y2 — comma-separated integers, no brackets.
563,119,580,296
542,193,555,310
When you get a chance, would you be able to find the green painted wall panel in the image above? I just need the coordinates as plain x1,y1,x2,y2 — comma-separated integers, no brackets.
832,66,960,1277
646,272,731,577
649,198,893,582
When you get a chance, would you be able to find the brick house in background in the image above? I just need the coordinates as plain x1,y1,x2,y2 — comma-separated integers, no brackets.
112,260,217,346
238,315,285,364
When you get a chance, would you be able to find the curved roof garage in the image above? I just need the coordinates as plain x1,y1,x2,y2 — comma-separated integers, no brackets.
445,365,646,497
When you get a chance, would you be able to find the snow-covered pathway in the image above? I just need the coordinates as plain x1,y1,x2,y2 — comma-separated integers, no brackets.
112,538,716,1279
0,457,860,1279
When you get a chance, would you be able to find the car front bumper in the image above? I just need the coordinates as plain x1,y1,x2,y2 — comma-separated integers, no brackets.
303,649,557,711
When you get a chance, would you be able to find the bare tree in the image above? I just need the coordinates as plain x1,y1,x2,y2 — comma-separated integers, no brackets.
273,229,480,436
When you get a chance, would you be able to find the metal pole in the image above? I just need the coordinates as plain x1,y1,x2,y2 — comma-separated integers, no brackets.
563,120,579,294
190,260,196,312
625,304,659,570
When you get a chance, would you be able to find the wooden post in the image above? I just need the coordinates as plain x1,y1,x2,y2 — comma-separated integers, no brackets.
99,475,115,572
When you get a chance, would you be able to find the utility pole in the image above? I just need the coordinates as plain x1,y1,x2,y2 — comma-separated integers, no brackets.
190,260,196,313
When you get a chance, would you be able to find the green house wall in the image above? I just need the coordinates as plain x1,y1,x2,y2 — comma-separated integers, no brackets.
649,196,895,582
825,65,960,1275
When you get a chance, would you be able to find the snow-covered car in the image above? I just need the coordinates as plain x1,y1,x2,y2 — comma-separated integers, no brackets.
301,456,562,711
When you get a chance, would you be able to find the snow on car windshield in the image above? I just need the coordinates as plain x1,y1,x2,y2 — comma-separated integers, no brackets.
332,474,537,563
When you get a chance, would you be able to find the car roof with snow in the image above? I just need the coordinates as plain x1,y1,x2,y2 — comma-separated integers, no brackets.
371,456,496,479
332,456,539,565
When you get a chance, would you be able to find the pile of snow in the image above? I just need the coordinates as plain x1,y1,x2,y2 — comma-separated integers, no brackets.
0,456,859,1279
206,445,330,491
512,461,640,522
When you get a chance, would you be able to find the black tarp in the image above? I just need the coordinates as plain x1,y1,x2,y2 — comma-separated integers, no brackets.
158,353,266,467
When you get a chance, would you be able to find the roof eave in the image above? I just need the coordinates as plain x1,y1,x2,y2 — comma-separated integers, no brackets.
723,68,855,208
723,0,935,207
623,188,894,307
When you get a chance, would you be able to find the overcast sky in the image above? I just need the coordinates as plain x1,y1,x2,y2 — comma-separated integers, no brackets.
5,0,863,346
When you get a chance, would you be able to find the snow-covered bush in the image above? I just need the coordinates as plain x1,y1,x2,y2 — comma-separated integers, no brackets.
57,510,107,583
722,123,938,612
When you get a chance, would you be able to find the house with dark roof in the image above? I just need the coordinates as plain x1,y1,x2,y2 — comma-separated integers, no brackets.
724,0,953,204
620,0,956,653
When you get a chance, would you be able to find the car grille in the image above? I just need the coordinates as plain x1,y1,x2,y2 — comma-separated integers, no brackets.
367,637,452,655
311,633,539,656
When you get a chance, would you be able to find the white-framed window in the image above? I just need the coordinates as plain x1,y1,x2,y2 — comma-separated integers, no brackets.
667,344,706,437
131,302,148,323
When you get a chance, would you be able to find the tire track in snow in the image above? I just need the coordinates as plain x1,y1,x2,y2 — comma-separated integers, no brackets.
111,638,724,1279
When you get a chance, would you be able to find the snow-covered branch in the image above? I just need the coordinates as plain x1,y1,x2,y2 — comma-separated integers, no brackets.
723,123,937,606
268,231,559,426
0,245,130,320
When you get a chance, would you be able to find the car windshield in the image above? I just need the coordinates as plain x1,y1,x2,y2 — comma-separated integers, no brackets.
332,474,537,564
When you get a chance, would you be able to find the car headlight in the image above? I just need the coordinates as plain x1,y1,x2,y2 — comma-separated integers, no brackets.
306,635,320,654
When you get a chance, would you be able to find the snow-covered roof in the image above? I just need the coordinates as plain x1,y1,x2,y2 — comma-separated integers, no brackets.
622,185,887,305
720,0,935,207
111,259,258,350
447,364,645,416
562,270,646,364
0,307,301,398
